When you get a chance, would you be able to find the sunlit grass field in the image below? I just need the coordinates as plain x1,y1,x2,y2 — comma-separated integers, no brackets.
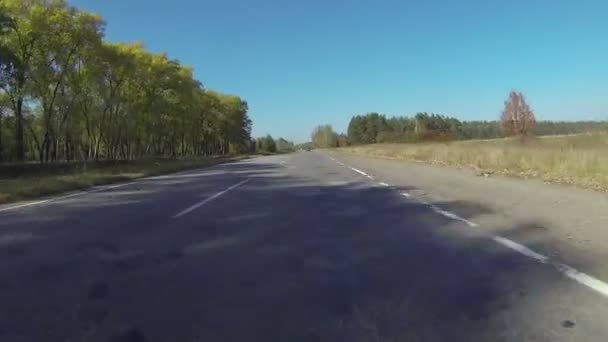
339,133,608,191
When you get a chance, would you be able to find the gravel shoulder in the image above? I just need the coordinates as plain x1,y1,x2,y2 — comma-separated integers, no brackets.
332,151,608,280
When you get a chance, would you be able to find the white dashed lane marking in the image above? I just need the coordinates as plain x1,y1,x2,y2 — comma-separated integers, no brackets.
329,155,608,300
173,178,251,218
423,201,479,227
350,167,369,177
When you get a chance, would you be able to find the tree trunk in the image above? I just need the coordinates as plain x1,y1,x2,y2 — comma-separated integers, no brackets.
0,112,3,162
93,136,101,161
65,134,72,161
15,98,25,161
41,132,50,164
51,136,58,162
119,143,127,160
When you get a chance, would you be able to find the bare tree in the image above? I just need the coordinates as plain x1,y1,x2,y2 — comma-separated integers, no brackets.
500,91,536,136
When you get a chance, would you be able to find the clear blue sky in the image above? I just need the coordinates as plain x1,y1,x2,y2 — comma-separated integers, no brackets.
71,0,608,142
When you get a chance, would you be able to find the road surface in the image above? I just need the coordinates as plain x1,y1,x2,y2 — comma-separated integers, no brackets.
1,151,607,341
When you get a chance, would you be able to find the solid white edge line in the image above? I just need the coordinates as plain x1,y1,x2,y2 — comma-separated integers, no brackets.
0,159,240,213
0,199,53,213
100,183,135,191
0,182,135,213
173,178,251,219
378,182,390,187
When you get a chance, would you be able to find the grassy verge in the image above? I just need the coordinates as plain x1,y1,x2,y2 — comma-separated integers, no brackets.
0,156,249,204
338,132,608,191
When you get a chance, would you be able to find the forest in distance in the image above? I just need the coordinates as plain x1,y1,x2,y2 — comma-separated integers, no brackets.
308,98,608,191
0,0,253,164
311,112,608,148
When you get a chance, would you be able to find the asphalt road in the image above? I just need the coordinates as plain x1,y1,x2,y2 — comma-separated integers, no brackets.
1,151,607,341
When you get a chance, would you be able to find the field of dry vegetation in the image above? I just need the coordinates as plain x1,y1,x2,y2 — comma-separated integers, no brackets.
339,132,608,191
0,156,247,205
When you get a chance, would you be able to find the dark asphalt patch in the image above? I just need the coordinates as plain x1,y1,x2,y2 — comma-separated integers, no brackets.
100,243,121,254
1,244,30,257
110,253,149,273
164,249,185,261
88,280,109,300
32,259,79,279
561,320,576,328
79,305,109,326
109,328,150,342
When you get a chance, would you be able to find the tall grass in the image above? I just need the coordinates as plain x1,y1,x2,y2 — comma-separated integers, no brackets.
340,133,608,190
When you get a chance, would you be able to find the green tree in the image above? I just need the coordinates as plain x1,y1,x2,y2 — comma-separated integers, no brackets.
311,124,338,148
275,137,294,152
27,3,103,162
0,0,46,160
337,133,349,147
255,135,276,153
0,9,12,161
264,135,276,152
0,0,253,163
347,115,365,144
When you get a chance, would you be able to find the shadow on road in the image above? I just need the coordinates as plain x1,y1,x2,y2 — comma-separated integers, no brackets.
0,160,596,342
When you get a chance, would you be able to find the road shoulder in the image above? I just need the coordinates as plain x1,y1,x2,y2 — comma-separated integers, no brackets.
332,151,608,280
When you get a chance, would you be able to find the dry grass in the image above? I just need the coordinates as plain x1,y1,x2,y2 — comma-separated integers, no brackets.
0,156,248,204
339,132,608,191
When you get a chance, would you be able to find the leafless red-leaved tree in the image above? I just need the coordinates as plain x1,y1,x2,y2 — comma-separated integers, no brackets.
500,91,536,136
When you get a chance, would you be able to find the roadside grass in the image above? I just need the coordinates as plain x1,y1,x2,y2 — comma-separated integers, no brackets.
338,132,608,191
0,156,249,205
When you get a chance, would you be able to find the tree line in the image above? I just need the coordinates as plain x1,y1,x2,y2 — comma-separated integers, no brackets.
0,0,252,163
311,125,347,148
312,92,608,147
253,135,295,153
347,116,608,146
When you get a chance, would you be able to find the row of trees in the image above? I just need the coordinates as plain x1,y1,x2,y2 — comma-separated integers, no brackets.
0,0,252,163
347,113,499,144
253,135,294,153
311,125,348,148
347,114,608,145
344,92,608,145
312,92,608,147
